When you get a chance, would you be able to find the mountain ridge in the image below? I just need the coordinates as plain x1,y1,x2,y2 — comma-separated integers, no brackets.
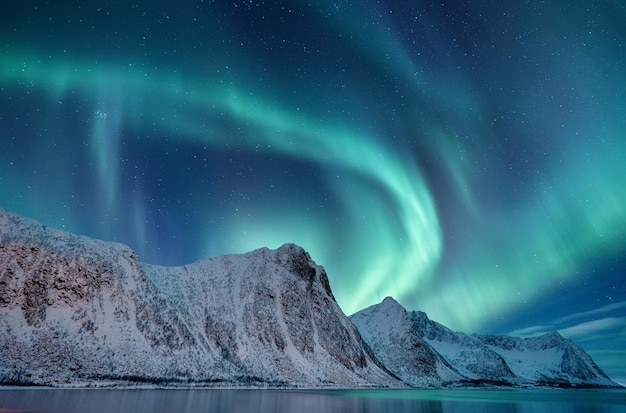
0,207,619,388
352,297,619,388
0,207,400,387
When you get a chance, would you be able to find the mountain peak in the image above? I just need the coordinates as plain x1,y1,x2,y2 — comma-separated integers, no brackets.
546,330,564,340
276,242,306,255
350,297,466,387
382,296,399,305
271,243,333,299
379,296,407,313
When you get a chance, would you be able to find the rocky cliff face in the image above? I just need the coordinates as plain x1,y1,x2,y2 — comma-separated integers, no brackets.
0,207,399,387
144,243,398,387
352,297,619,388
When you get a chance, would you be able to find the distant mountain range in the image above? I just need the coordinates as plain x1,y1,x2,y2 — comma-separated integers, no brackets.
0,207,619,388
351,297,617,388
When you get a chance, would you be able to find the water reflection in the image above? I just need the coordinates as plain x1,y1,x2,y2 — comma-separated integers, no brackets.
0,389,623,413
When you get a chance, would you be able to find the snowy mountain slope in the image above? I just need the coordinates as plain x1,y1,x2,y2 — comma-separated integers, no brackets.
477,332,617,386
352,298,619,388
410,310,519,383
0,207,226,386
417,311,618,387
349,297,465,387
144,244,400,387
0,207,400,387
0,207,617,388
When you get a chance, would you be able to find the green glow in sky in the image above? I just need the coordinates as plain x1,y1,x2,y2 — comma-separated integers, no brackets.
2,0,625,383
0,53,442,315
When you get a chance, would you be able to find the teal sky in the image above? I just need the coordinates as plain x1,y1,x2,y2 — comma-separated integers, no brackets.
1,1,625,383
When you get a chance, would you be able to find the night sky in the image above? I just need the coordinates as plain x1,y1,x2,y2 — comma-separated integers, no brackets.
1,1,625,383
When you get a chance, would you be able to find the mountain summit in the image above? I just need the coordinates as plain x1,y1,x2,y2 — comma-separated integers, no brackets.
348,297,464,387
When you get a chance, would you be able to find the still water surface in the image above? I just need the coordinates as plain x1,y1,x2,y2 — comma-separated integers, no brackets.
0,388,624,413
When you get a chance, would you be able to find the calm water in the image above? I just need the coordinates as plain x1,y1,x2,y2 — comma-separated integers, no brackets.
0,388,624,413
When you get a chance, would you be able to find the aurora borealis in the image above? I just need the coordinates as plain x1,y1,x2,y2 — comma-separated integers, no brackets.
1,1,625,383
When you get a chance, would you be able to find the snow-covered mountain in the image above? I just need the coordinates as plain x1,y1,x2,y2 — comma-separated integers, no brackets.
0,207,400,387
349,297,465,387
352,297,619,388
409,309,520,384
0,207,618,388
476,332,615,386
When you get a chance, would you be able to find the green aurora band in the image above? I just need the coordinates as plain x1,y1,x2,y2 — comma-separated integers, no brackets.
0,53,442,315
1,0,625,383
1,16,625,329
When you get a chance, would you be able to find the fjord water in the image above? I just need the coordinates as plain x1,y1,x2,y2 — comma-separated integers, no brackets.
0,388,624,413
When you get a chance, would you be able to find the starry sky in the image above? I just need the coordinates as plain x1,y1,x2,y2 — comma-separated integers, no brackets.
1,1,625,383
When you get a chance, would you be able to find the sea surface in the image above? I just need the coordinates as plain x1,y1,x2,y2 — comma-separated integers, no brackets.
0,388,624,413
